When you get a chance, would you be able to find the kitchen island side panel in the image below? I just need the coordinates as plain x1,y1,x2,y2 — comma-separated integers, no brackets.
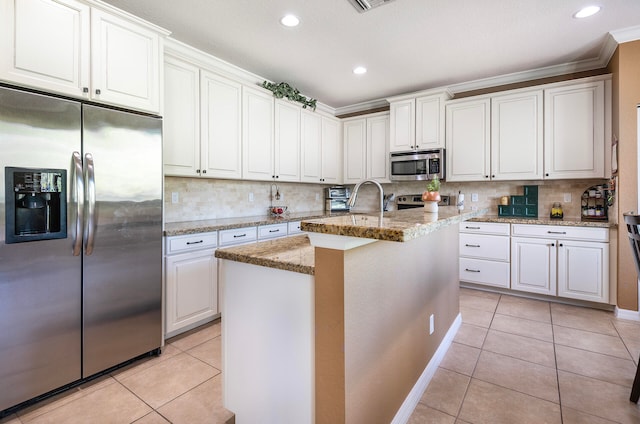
343,223,460,424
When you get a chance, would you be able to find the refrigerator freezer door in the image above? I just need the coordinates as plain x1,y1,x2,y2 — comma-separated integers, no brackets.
81,105,162,376
0,87,82,411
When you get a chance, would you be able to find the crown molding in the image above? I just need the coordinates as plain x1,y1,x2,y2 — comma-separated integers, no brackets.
610,25,640,43
334,98,389,116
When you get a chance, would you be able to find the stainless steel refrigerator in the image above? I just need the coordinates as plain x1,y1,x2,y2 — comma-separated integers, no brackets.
0,86,162,412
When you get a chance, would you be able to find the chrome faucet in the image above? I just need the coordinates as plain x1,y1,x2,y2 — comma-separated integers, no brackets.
347,179,384,212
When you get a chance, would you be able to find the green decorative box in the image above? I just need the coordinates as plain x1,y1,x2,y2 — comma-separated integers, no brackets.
499,186,538,218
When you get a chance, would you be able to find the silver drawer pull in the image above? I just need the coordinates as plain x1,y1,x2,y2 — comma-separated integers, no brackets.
465,268,481,273
269,229,280,233
465,244,481,248
233,233,247,238
547,231,567,234
186,240,204,245
465,226,481,230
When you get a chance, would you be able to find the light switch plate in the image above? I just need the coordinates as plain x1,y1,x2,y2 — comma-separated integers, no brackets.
171,192,179,204
248,192,254,202
564,193,572,202
471,193,478,202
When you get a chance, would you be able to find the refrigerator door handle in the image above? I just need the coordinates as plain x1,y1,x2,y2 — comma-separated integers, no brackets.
84,153,97,255
72,152,84,256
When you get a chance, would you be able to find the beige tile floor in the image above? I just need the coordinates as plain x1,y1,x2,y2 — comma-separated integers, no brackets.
0,320,233,424
3,287,640,423
409,288,640,424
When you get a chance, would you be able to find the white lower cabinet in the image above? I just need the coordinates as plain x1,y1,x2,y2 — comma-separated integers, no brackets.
459,222,510,288
511,224,609,302
165,232,219,338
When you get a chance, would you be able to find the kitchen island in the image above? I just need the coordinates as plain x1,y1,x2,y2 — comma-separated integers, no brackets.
216,207,486,424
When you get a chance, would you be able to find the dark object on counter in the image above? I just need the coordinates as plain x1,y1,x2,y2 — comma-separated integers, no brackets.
623,213,640,403
550,202,564,219
498,185,538,218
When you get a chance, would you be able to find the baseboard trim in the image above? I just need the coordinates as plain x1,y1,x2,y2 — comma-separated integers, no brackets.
615,307,640,321
390,313,462,424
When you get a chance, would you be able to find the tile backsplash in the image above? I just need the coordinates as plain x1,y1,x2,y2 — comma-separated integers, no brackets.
164,177,614,223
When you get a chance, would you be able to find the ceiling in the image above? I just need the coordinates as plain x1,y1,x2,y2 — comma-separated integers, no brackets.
101,0,640,112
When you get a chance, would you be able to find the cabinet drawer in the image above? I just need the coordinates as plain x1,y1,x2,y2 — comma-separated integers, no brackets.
288,221,302,234
258,223,288,240
511,224,608,242
219,226,257,246
460,233,509,261
459,258,510,288
166,232,218,254
460,222,510,236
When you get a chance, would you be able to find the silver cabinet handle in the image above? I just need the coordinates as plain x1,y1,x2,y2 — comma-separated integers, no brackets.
465,226,481,230
465,268,481,273
186,240,203,245
71,152,84,256
465,244,481,247
547,231,566,234
84,153,96,256
233,233,246,238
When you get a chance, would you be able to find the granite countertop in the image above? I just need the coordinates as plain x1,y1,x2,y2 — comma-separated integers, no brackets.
164,211,343,236
468,215,616,228
215,234,315,275
300,206,489,242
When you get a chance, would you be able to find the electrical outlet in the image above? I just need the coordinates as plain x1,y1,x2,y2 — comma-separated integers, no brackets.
171,192,179,204
563,193,572,202
316,193,321,201
471,193,478,202
471,205,478,211
429,314,434,335
248,192,254,202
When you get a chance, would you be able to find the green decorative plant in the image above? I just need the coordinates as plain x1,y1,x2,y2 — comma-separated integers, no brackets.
426,175,440,192
261,81,317,110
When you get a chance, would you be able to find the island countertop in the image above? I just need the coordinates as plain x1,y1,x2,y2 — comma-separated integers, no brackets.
300,206,488,242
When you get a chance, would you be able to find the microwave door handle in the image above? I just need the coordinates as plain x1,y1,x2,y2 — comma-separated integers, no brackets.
71,152,84,256
83,153,96,255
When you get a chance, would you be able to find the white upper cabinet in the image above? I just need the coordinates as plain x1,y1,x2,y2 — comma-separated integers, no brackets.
90,8,161,113
0,0,90,97
343,112,389,184
388,92,448,152
163,55,200,177
242,86,275,181
0,0,165,113
300,110,322,183
491,90,543,180
445,98,491,182
163,55,242,179
274,99,301,182
544,80,605,179
320,116,342,184
200,70,242,179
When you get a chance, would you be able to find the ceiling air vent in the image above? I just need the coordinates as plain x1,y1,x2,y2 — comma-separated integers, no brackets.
347,0,396,13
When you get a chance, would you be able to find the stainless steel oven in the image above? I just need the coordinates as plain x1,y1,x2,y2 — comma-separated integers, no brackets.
390,148,444,181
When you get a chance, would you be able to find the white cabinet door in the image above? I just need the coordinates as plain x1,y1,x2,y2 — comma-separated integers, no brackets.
0,0,90,97
274,100,301,182
165,248,218,336
445,98,491,182
367,114,390,182
557,240,609,303
491,90,543,180
416,94,446,149
243,87,274,181
300,110,322,182
343,119,367,184
163,55,200,177
91,8,160,113
320,116,342,184
544,80,605,179
201,70,242,179
389,99,415,152
511,237,557,295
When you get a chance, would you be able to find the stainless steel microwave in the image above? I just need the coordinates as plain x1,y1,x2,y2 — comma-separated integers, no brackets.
390,149,445,181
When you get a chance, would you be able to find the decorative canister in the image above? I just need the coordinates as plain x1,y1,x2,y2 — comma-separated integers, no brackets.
500,196,509,205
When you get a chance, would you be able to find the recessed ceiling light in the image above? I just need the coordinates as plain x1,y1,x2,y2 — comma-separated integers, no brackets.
353,66,367,75
573,5,601,18
280,14,300,27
